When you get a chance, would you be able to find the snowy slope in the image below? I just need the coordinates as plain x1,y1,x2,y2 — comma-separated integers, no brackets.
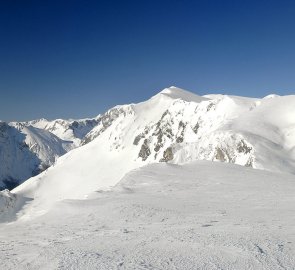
1,86,295,268
0,116,99,190
0,122,74,189
18,125,74,169
19,117,100,146
6,86,295,217
1,161,295,269
0,122,40,189
11,87,209,214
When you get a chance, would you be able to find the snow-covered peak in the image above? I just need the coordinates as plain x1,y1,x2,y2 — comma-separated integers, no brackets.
2,86,295,219
155,86,209,103
263,94,280,99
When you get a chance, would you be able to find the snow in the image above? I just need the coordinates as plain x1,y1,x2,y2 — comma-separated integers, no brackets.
0,190,16,216
0,123,40,189
1,86,295,268
158,86,209,103
1,161,295,269
263,94,280,99
0,122,76,189
20,117,100,146
21,126,74,167
4,87,295,216
10,87,211,215
0,118,99,189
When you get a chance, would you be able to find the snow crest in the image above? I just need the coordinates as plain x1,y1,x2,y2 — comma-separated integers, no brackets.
1,86,295,218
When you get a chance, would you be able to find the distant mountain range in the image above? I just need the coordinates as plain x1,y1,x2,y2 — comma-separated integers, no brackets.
0,117,99,189
1,86,295,195
0,86,294,220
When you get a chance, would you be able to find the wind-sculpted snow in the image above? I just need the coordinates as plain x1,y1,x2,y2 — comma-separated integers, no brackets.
1,161,295,269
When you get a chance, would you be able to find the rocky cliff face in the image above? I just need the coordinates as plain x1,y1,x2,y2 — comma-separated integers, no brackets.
126,95,255,168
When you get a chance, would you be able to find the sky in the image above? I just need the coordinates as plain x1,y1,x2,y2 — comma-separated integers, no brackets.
1,0,295,121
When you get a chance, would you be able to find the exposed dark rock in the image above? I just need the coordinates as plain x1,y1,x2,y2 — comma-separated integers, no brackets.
176,137,183,143
176,121,186,143
81,136,93,145
154,138,163,152
152,120,173,151
138,139,151,161
207,103,215,112
160,147,174,162
165,128,173,138
193,122,200,134
133,133,145,146
70,119,99,138
71,121,79,129
160,110,170,120
82,107,130,145
245,157,254,167
237,140,252,154
215,148,226,162
178,121,185,129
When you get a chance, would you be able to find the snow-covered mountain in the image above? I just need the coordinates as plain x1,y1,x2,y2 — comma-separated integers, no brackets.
20,117,100,146
0,122,40,189
1,86,295,269
1,86,294,218
0,117,100,190
0,122,74,189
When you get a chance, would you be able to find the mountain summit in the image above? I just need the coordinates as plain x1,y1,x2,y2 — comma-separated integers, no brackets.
0,86,293,218
1,86,295,269
156,86,208,103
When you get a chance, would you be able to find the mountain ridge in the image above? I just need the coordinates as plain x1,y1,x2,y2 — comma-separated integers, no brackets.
0,86,293,220
1,86,295,218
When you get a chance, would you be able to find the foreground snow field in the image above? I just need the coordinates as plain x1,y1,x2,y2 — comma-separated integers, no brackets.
1,161,295,269
1,86,295,269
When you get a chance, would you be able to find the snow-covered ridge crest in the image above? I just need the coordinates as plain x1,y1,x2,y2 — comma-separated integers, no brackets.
1,86,295,219
155,86,209,103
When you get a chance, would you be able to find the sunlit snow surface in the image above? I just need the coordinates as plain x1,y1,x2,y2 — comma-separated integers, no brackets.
1,86,295,269
1,161,295,269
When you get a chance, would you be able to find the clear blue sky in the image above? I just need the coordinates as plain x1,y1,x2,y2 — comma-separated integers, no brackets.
1,0,295,121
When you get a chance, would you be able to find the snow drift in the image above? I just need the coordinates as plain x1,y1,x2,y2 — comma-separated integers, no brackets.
1,161,295,269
